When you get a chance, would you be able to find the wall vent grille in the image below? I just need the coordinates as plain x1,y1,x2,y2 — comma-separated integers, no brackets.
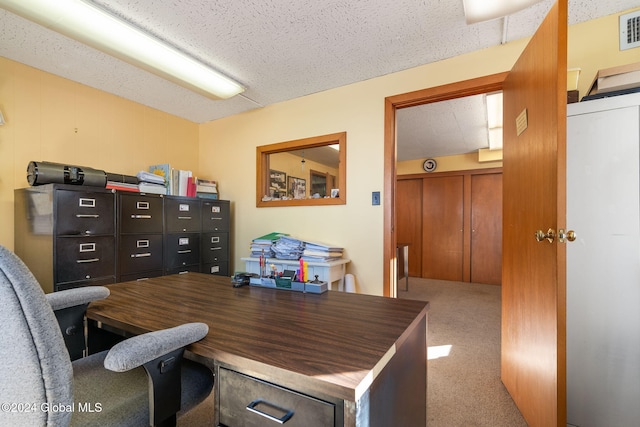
620,10,640,51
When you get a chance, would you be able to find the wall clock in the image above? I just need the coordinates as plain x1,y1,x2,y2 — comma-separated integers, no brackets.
422,158,437,172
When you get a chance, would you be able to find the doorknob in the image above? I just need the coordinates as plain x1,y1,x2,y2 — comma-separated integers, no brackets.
558,229,577,243
535,228,576,243
535,228,555,243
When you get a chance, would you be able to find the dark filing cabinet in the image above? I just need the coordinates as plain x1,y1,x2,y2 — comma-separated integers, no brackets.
14,184,117,293
163,196,202,275
118,193,164,281
201,199,230,276
15,186,232,292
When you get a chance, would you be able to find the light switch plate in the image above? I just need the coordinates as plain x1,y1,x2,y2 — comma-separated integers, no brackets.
372,191,380,206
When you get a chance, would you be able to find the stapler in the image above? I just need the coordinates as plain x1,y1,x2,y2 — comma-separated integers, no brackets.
231,272,258,287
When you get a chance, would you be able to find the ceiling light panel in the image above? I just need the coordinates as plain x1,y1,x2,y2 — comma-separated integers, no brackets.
0,0,244,99
463,0,546,24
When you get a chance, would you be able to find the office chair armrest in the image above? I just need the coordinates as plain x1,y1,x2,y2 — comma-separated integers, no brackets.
47,286,110,361
103,322,209,372
103,322,210,427
46,286,110,311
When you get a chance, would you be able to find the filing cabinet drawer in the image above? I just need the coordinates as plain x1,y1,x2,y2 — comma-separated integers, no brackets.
202,262,228,277
119,270,163,283
201,232,228,263
55,276,116,292
219,368,335,427
165,265,201,276
165,197,201,233
119,194,163,233
164,234,200,269
56,190,115,235
202,200,229,232
56,236,115,283
119,234,163,274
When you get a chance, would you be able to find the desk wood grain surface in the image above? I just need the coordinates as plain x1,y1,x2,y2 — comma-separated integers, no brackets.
87,273,429,402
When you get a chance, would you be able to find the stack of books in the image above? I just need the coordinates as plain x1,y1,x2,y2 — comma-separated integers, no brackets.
148,164,219,198
196,178,218,199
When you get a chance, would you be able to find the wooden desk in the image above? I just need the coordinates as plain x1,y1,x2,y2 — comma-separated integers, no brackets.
87,273,429,426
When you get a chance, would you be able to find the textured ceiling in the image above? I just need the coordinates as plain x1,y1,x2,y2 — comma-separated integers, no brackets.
0,0,638,160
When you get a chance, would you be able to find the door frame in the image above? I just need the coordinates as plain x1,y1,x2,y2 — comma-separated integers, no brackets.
383,72,508,297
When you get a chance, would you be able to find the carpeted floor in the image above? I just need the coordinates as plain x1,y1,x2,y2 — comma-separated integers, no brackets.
180,277,527,426
398,277,527,427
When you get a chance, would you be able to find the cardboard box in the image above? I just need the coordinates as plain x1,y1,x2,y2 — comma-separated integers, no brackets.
588,62,640,96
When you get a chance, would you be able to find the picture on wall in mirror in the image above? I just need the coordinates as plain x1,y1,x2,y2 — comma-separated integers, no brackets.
287,176,306,199
269,169,287,199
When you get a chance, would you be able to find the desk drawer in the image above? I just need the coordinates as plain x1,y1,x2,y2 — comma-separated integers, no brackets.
219,368,335,427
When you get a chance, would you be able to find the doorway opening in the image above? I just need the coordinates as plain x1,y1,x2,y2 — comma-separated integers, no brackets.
383,72,508,297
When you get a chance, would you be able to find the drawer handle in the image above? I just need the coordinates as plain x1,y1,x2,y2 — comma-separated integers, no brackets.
177,249,192,254
210,217,222,220
76,214,99,218
177,216,192,220
131,253,151,258
76,258,99,264
246,399,294,424
210,247,222,251
131,214,152,219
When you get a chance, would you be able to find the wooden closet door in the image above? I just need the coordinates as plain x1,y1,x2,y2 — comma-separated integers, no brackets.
422,176,463,281
396,179,423,277
470,173,502,285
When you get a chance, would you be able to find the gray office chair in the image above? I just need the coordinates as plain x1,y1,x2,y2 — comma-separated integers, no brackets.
0,245,213,426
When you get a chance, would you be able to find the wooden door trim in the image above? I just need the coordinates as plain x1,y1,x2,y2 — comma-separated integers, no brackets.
384,73,508,296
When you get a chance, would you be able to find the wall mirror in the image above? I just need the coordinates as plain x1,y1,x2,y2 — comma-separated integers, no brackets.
257,132,346,207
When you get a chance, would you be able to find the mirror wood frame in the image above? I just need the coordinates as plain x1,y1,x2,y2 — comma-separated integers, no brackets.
256,132,347,207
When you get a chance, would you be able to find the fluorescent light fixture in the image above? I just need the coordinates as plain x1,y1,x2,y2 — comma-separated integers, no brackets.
485,92,503,150
463,0,545,24
0,0,244,99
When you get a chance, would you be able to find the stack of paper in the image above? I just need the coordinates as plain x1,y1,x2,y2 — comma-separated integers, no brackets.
250,232,288,258
137,170,167,194
301,240,344,262
273,236,304,260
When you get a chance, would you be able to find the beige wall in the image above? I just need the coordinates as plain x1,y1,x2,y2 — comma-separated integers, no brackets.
200,8,639,296
397,152,503,175
199,41,528,295
0,58,199,249
0,8,636,296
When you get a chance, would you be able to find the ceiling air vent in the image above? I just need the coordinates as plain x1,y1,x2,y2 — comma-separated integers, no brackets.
620,10,640,51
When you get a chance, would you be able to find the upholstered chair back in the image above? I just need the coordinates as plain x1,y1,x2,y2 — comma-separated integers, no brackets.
0,245,74,426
